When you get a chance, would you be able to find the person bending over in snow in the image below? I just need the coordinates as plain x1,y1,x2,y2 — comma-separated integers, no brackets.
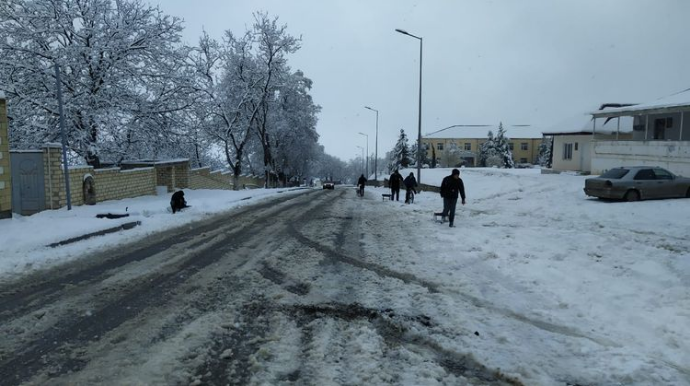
170,190,188,214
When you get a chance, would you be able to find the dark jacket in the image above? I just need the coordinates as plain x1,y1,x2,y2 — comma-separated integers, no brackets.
440,175,466,200
357,176,367,186
389,172,403,189
170,190,187,213
403,175,417,190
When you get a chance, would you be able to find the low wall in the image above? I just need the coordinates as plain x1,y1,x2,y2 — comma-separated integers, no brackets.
592,140,690,176
238,174,264,189
189,167,233,190
121,160,189,192
377,179,440,193
418,183,440,193
188,168,264,190
44,147,157,208
93,167,157,202
38,146,267,211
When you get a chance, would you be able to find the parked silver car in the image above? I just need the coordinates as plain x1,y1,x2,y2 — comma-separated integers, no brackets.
584,166,690,201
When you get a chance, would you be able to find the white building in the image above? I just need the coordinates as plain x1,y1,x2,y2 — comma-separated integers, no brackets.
590,89,690,177
544,111,633,174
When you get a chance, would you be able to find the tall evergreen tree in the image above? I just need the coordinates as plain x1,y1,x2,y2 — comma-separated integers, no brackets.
389,129,412,170
494,122,515,168
538,136,553,167
478,123,514,168
478,130,496,167
431,146,437,168
409,139,429,167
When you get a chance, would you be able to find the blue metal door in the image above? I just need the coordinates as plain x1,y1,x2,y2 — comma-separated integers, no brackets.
10,152,45,215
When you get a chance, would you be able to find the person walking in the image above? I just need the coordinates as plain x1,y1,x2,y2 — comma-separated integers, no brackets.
357,174,367,196
440,168,466,227
403,172,418,204
389,170,403,201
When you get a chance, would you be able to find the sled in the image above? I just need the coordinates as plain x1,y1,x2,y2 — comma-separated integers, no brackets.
96,213,130,219
167,205,192,214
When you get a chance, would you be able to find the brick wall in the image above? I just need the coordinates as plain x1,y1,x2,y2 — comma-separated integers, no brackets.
39,148,266,211
189,167,234,190
121,160,189,192
188,168,264,190
0,98,10,218
92,167,156,202
238,175,264,188
44,146,156,208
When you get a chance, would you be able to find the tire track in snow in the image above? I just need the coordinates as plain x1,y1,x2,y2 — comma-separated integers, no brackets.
0,191,318,385
284,302,523,385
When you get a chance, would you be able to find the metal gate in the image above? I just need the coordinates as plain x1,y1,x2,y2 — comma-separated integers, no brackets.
10,152,45,215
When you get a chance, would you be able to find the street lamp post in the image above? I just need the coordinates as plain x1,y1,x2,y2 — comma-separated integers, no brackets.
54,63,72,210
356,146,365,174
358,131,369,178
395,28,423,184
364,106,379,182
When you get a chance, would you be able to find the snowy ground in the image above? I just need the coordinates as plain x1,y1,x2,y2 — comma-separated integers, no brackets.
2,168,689,385
0,187,305,282
371,167,690,385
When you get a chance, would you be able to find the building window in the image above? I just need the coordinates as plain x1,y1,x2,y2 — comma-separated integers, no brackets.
574,142,578,151
520,143,528,151
464,143,471,151
633,116,646,133
508,143,514,150
654,118,673,140
653,117,673,139
563,143,573,160
437,143,443,151
520,158,528,163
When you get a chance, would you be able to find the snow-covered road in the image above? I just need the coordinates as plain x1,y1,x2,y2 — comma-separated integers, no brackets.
1,168,689,385
0,188,517,385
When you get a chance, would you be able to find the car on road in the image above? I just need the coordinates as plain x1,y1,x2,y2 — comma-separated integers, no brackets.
323,181,335,190
584,166,690,201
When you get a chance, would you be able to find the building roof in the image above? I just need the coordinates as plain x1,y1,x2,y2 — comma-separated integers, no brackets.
591,88,690,118
423,125,543,140
543,113,633,135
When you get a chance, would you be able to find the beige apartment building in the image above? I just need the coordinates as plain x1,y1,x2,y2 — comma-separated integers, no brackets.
422,125,544,167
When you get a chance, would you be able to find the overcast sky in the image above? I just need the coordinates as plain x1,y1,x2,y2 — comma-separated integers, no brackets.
147,0,690,162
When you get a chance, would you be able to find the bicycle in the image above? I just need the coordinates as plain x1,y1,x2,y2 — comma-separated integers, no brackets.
357,184,365,197
405,188,415,204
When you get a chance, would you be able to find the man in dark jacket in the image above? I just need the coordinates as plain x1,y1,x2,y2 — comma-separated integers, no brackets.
440,169,466,227
357,174,367,196
170,190,188,214
403,172,418,204
389,170,403,201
